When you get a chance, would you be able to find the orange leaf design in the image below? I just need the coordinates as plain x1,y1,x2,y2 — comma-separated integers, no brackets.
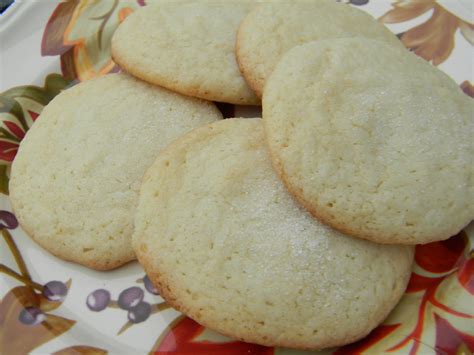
42,1,144,82
118,7,133,22
379,0,474,65
379,0,435,24
401,4,459,65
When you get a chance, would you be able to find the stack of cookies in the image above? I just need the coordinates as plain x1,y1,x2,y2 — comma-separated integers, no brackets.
10,1,473,350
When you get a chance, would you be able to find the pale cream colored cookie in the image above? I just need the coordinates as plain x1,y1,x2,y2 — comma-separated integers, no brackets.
112,1,259,105
236,0,402,97
263,38,474,245
9,73,222,270
133,118,414,350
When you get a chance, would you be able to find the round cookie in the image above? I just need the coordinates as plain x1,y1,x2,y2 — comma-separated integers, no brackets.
112,2,259,105
236,0,402,97
133,118,414,350
9,73,222,270
263,38,474,245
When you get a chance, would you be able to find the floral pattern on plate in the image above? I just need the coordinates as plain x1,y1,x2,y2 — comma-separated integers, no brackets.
0,74,72,194
1,0,473,353
0,211,106,354
380,0,473,64
42,0,144,81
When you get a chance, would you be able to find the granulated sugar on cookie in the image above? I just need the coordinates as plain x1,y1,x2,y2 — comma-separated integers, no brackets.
263,38,474,245
112,1,259,105
10,73,222,270
133,118,414,350
236,0,402,97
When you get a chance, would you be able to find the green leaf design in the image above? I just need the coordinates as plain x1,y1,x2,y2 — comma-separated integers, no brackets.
0,165,9,195
0,73,73,194
0,74,70,107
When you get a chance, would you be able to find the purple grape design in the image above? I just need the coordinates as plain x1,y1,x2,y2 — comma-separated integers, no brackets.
143,275,159,295
336,0,369,5
118,287,144,310
0,211,73,340
19,307,46,326
43,280,68,302
0,210,19,229
349,0,369,5
87,289,111,312
85,275,170,335
128,301,152,324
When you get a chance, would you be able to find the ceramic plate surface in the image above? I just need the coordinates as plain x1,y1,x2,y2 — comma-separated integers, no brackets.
0,1,473,354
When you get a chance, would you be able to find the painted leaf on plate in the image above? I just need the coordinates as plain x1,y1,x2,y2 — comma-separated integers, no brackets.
0,73,72,194
0,286,75,354
336,228,474,354
1,0,472,354
42,0,145,81
380,0,474,65
0,224,77,353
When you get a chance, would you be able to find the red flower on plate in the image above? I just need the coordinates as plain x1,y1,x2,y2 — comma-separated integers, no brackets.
0,115,35,162
387,231,474,354
337,229,474,354
151,316,273,355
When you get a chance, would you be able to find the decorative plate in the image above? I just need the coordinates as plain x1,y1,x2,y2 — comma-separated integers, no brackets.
0,1,473,354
